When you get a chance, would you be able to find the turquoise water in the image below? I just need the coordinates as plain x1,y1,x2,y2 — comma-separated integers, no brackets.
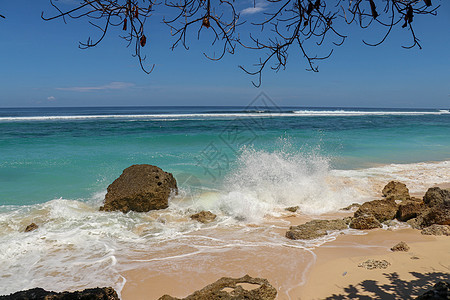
1,105,450,297
0,106,449,206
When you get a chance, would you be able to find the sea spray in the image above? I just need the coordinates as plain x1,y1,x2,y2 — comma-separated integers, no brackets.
215,147,362,221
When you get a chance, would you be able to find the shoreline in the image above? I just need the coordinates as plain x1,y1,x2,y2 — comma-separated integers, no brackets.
119,184,450,300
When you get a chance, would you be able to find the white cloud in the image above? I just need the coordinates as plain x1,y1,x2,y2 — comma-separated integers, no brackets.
56,82,135,92
241,0,268,15
47,96,56,101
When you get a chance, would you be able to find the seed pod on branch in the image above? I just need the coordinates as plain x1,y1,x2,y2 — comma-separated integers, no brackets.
306,2,314,15
123,18,127,31
134,5,139,18
424,0,432,7
140,35,146,47
202,17,210,28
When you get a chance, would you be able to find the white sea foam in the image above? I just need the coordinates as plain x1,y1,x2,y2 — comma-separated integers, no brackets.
0,109,448,122
1,156,449,296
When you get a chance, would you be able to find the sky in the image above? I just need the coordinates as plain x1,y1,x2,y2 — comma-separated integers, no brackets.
0,0,449,108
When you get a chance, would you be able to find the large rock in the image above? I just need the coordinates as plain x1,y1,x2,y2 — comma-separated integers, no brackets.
285,219,348,240
354,199,398,222
423,187,450,208
159,275,277,300
396,201,424,222
349,214,382,230
0,287,119,299
421,224,450,236
382,181,410,201
416,281,450,300
100,164,177,213
419,203,450,227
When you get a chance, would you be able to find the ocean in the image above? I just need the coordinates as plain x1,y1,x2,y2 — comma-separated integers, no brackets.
0,104,449,297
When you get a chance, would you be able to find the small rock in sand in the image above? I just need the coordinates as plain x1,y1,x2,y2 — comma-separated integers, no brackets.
358,259,390,270
420,224,450,236
391,241,410,252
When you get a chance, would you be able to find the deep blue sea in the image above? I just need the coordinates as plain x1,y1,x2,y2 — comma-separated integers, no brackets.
0,105,449,297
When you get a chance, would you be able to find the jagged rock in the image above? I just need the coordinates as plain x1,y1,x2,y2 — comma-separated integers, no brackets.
285,206,299,212
419,203,450,228
100,164,177,213
382,181,410,201
349,214,382,230
358,259,390,270
24,223,38,232
391,241,410,252
423,187,450,208
421,224,450,236
354,199,398,222
0,287,119,300
397,201,424,222
416,281,450,299
190,211,217,223
158,275,277,300
341,203,361,211
285,219,348,240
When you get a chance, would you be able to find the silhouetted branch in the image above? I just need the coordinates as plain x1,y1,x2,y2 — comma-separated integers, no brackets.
39,0,439,85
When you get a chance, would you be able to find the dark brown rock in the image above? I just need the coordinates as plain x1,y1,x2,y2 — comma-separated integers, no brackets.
423,187,450,208
391,241,410,252
382,181,410,201
0,287,119,300
158,275,277,300
419,203,450,228
190,211,217,223
397,201,425,222
349,214,382,230
286,219,348,240
354,199,398,222
421,224,450,236
285,206,299,212
416,281,450,299
24,223,38,232
100,164,177,213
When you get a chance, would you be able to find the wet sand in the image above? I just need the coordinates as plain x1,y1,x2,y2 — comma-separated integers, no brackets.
120,186,450,300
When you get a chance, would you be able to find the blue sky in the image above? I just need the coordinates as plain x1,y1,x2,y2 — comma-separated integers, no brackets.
0,0,449,108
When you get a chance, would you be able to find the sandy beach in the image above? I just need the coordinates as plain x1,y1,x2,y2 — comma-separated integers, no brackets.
120,185,450,300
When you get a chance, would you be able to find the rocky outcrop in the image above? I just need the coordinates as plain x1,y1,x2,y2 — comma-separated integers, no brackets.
397,201,424,222
416,281,450,299
382,181,410,201
391,241,410,252
354,199,398,223
423,187,450,207
358,259,390,270
0,287,119,300
285,219,348,240
190,211,217,223
421,224,450,236
24,223,38,232
349,214,382,230
100,164,177,213
158,275,277,300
